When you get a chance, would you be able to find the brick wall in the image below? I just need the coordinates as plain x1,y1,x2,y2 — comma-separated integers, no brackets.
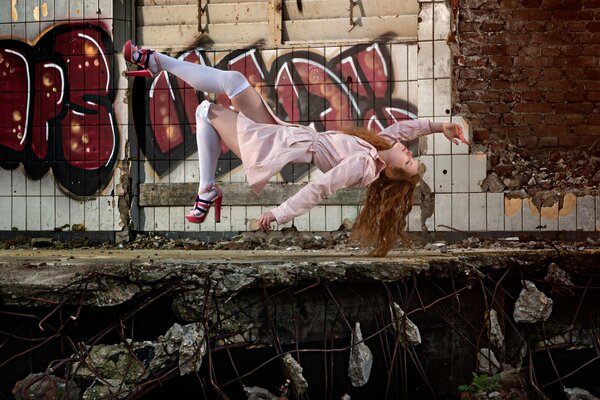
452,0,600,149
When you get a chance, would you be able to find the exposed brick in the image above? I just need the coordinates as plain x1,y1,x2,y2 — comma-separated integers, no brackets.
517,135,538,147
480,44,503,55
522,91,543,101
513,56,555,67
564,103,594,113
558,136,578,147
544,92,565,103
553,10,596,20
556,56,598,67
531,32,570,43
582,45,600,56
588,22,600,32
466,102,491,113
473,128,490,141
522,114,542,124
513,102,554,113
481,91,501,101
582,0,600,7
587,114,600,125
575,125,600,135
586,92,600,102
565,92,587,102
541,68,563,80
565,114,586,124
460,69,481,79
481,69,503,79
541,0,563,9
511,9,552,20
538,80,574,91
489,56,513,66
491,103,512,113
481,21,506,32
539,137,559,146
543,114,563,125
570,32,600,45
574,80,600,91
458,79,489,90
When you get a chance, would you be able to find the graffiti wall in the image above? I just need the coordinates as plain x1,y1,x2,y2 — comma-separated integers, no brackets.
0,0,124,232
132,42,422,232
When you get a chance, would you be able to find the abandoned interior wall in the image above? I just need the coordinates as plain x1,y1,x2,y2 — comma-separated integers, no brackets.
0,0,598,237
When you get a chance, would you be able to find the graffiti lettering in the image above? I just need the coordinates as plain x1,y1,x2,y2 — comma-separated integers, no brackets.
0,23,118,197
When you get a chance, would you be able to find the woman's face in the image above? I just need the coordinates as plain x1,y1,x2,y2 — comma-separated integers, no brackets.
388,142,419,176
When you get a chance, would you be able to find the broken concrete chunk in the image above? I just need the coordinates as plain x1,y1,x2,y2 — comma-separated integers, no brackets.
477,348,501,375
564,387,599,400
486,309,504,348
481,172,505,192
13,373,81,400
424,242,447,253
390,302,421,346
281,354,308,395
243,386,279,400
178,323,207,376
348,322,373,387
513,281,553,323
82,379,131,400
544,262,575,297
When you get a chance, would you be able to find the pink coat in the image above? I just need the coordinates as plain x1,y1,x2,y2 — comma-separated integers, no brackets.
236,112,433,225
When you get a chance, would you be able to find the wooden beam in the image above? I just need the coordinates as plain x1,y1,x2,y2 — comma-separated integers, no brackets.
139,182,366,206
267,0,282,47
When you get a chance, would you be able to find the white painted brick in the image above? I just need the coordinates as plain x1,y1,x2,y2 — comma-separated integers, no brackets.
0,197,11,229
434,78,452,117
418,79,434,118
418,3,433,41
154,207,170,231
470,193,486,231
0,169,11,195
434,41,452,79
408,44,418,81
84,198,100,231
522,198,541,231
452,193,469,231
230,206,247,231
576,195,595,231
417,41,434,80
309,206,326,231
70,199,85,227
12,196,26,231
469,154,487,192
540,203,559,231
99,197,115,231
434,132,452,155
40,173,56,196
408,81,418,114
26,197,41,231
504,197,523,232
214,206,231,232
293,212,310,231
341,205,359,223
434,155,452,193
12,169,26,195
391,43,409,82
451,155,469,192
434,3,452,41
55,196,70,230
487,193,505,231
408,204,421,232
435,193,451,231
325,205,342,231
558,194,577,231
420,155,434,191
26,176,41,196
169,207,185,231
41,196,55,231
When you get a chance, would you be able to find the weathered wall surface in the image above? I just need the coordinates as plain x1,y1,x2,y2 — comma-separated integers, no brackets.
453,0,600,148
0,0,598,237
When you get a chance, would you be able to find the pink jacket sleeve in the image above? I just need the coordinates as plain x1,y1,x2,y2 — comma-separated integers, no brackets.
270,155,379,225
378,120,432,143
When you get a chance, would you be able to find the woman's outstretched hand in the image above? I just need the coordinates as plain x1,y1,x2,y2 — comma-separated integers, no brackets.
258,211,276,231
443,123,469,145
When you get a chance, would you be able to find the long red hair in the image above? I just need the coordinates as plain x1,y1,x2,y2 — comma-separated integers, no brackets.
341,127,420,257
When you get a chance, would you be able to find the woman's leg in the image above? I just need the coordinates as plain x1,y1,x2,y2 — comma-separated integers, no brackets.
152,52,277,124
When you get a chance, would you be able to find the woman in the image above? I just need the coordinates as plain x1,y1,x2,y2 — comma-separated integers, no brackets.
123,41,468,256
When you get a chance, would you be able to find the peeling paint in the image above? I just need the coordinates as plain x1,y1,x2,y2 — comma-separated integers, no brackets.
504,197,522,217
541,202,559,220
526,198,540,217
559,193,577,217
11,0,18,21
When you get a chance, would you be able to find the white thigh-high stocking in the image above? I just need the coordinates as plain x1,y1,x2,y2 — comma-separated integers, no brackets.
139,52,250,98
195,101,221,201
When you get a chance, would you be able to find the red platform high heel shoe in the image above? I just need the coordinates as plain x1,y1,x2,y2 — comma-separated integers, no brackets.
122,40,162,78
185,187,223,224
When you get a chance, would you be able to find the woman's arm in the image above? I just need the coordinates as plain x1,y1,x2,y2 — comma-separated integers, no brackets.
258,155,379,231
379,120,469,145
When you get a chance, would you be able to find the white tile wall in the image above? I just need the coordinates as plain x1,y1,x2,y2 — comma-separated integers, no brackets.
84,197,100,231
418,3,434,41
451,155,469,192
558,194,577,231
99,197,116,231
418,42,434,80
452,193,469,231
470,193,486,231
540,204,559,231
12,197,27,231
469,154,487,192
433,3,452,41
408,205,421,232
504,197,523,232
434,78,452,117
435,193,451,231
434,155,452,193
487,193,504,231
522,199,541,231
434,41,452,79
325,205,342,231
0,197,11,230
309,206,326,231
26,197,41,231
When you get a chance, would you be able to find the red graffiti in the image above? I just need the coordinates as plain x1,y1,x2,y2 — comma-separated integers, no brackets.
0,23,118,196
